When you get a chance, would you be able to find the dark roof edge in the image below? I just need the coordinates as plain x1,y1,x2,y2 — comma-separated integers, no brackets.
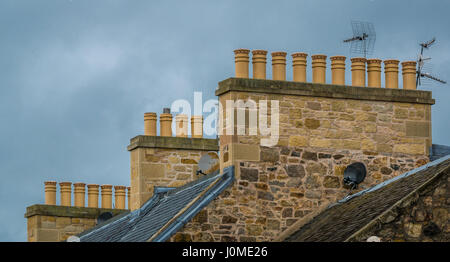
127,136,219,151
344,161,449,242
149,166,235,242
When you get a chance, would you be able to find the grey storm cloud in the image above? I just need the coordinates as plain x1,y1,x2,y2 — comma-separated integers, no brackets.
0,0,449,241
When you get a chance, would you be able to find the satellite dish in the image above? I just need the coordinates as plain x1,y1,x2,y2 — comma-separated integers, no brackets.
343,21,376,58
96,212,113,225
67,235,80,242
343,162,367,190
196,152,220,176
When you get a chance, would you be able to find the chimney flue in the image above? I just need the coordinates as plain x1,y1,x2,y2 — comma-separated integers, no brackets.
160,109,173,137
367,59,382,88
73,183,86,207
252,50,267,79
351,57,366,87
44,181,57,205
292,52,308,82
144,112,157,136
87,184,99,208
384,59,400,89
330,56,346,85
311,54,327,84
271,52,287,81
114,186,126,209
127,186,131,210
101,184,113,209
59,182,72,207
175,114,188,137
191,115,203,138
402,61,417,90
234,49,250,78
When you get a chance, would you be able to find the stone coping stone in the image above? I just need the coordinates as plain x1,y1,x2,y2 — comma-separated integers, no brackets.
216,78,435,105
127,135,219,151
24,204,129,219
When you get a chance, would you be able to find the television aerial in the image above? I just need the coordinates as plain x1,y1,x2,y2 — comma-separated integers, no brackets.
343,21,376,58
416,37,447,87
196,152,220,176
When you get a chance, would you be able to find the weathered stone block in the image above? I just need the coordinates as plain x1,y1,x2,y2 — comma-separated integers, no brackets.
288,136,308,147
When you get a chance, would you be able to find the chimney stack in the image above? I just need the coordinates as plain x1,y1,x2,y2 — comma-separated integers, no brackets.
160,108,173,137
87,184,99,208
367,59,382,88
271,52,287,81
114,186,126,210
101,184,113,209
44,181,57,205
311,54,327,84
191,115,203,138
59,182,72,207
234,49,250,78
292,52,308,82
402,61,417,90
351,57,366,87
252,50,267,79
144,112,157,136
73,183,86,207
175,114,188,137
330,56,346,85
384,59,400,89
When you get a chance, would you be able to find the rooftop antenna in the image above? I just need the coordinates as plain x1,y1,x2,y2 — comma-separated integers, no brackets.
343,21,376,59
416,37,447,87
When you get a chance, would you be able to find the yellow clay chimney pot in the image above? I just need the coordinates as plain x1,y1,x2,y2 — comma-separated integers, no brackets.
351,57,366,87
234,49,250,78
127,186,131,210
175,114,188,138
144,112,157,136
160,109,173,137
402,61,417,90
292,52,308,82
311,54,327,84
73,182,86,207
87,184,99,208
114,185,126,210
44,181,57,205
330,55,346,85
252,50,267,79
384,59,400,89
271,52,287,81
191,115,203,138
101,184,113,209
59,182,72,207
367,59,382,88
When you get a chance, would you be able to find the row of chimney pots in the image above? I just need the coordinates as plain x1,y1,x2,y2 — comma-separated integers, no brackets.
44,181,130,209
234,49,418,90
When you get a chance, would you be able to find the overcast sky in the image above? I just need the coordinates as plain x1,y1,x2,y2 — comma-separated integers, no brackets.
1,0,449,241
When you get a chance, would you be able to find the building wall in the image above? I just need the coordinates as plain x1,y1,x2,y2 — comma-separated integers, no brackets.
350,172,449,242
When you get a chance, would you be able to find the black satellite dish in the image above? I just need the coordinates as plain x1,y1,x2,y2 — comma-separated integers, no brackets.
343,162,367,190
196,152,220,176
96,212,113,225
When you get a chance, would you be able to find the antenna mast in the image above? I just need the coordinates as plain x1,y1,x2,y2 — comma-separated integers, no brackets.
416,37,446,87
343,21,376,58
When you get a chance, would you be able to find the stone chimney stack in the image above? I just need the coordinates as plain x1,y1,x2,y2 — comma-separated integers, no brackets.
252,50,267,79
191,115,203,138
59,182,72,207
44,181,57,205
160,108,173,137
144,112,157,136
87,184,99,208
175,114,188,137
330,56,346,85
367,59,382,88
271,52,287,81
384,59,400,89
234,49,250,78
101,184,112,209
402,61,417,90
73,183,86,207
351,57,366,87
114,186,126,210
292,52,308,82
311,54,327,84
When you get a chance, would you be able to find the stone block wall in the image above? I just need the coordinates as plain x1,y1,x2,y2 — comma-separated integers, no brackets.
25,205,127,242
128,135,219,210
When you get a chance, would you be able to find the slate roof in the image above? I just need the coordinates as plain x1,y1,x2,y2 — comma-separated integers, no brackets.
430,144,450,161
284,155,450,242
78,166,234,242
